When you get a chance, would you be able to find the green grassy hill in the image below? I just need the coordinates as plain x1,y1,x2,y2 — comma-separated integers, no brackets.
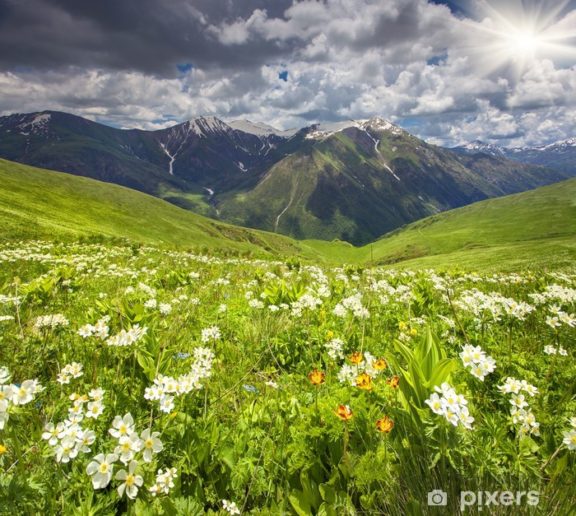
359,177,576,270
1,158,574,270
0,158,349,261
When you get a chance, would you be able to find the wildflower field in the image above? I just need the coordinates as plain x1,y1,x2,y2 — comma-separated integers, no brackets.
0,240,575,515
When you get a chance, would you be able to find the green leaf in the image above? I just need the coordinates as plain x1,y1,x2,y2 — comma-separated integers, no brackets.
319,483,336,504
289,492,312,516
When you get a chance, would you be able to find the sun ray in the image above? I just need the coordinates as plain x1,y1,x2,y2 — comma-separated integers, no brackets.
453,0,576,80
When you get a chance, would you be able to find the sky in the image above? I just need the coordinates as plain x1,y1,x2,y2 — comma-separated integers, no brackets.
0,0,575,147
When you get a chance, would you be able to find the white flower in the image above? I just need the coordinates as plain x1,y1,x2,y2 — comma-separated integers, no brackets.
86,401,104,419
510,394,528,409
58,421,82,441
159,303,172,315
76,429,96,454
78,324,94,338
0,367,11,385
522,383,539,397
86,453,118,489
426,385,472,429
116,460,143,499
222,499,241,514
201,326,221,343
158,395,175,413
144,385,163,401
458,406,475,430
144,298,157,309
0,411,8,431
563,429,576,451
325,338,345,361
12,380,38,405
149,467,177,496
42,422,64,446
115,433,144,465
89,388,105,401
106,325,147,347
498,377,522,394
55,437,79,463
141,429,163,462
109,413,135,439
425,393,444,415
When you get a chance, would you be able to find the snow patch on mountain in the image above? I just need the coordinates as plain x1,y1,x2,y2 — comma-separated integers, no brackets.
187,116,232,137
456,140,505,157
304,117,403,140
159,143,176,176
228,119,297,138
17,113,51,135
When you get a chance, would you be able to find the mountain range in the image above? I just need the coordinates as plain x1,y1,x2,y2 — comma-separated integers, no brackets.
0,110,572,244
452,138,576,174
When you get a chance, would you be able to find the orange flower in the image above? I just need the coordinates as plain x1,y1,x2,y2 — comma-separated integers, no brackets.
335,404,353,421
349,352,363,365
373,358,388,371
355,372,373,391
386,375,400,389
376,416,394,433
308,369,325,386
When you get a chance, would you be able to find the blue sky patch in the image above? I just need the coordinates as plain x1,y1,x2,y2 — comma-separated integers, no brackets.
177,63,194,74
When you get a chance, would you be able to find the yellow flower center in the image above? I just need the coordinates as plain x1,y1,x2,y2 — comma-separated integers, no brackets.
99,463,109,474
125,474,135,486
145,438,153,449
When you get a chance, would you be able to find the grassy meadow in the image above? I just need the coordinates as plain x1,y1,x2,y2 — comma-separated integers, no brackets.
0,158,575,514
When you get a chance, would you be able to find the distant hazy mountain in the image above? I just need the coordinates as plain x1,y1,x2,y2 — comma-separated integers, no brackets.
453,138,576,175
0,111,569,244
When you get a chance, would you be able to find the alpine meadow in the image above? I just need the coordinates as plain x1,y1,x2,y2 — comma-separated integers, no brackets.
0,0,575,515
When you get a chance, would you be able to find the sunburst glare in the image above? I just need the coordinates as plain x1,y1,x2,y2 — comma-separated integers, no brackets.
458,0,576,78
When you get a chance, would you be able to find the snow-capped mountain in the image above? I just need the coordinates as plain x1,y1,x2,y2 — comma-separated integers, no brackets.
304,117,404,140
227,119,298,138
0,110,570,244
451,140,506,158
452,138,575,175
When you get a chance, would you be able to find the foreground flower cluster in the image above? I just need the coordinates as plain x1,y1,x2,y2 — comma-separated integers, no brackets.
0,240,574,514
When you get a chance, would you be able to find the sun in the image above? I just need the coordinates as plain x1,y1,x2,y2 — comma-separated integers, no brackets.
458,0,576,77
507,28,540,59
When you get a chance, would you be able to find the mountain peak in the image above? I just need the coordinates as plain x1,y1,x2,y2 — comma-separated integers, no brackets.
455,140,505,157
185,115,231,137
304,117,402,140
227,119,297,137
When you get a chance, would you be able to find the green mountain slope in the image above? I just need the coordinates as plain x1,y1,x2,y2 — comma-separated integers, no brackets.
1,158,574,271
219,121,567,244
0,159,347,260
360,177,576,269
1,112,568,246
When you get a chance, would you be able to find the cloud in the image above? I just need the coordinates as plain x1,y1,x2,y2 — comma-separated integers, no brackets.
0,0,574,147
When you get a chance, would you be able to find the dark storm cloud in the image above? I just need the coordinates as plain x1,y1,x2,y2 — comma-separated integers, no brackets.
0,0,296,75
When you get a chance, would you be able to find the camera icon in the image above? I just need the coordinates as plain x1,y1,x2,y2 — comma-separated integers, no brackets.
427,490,448,506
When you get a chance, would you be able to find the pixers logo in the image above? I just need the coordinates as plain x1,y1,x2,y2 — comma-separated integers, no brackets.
460,490,539,511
